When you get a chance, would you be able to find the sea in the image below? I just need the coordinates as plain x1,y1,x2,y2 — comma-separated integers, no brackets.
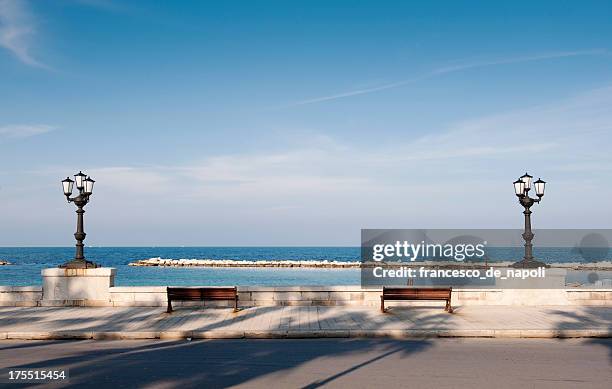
0,246,610,286
0,247,360,286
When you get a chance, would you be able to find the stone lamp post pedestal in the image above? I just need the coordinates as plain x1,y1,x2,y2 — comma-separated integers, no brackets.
41,267,116,306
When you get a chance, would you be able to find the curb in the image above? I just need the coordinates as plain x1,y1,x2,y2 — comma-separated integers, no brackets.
1,329,610,340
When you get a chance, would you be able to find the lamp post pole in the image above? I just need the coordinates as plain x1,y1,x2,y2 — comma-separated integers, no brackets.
60,171,99,269
512,173,548,268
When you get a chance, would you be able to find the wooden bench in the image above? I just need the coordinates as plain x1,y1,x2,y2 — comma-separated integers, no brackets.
381,287,453,313
166,287,238,313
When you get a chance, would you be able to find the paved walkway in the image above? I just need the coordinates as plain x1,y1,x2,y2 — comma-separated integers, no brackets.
0,306,610,339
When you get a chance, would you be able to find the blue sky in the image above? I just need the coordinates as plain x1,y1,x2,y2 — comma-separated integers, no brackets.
1,0,612,246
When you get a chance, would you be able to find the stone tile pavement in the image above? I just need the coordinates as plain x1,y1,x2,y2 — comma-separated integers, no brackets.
0,305,610,340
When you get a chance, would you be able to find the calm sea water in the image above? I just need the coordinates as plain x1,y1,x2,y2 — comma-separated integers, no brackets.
0,247,360,286
0,246,609,286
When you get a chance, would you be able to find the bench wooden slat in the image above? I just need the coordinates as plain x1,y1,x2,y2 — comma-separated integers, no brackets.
381,287,453,313
168,291,236,299
167,287,238,313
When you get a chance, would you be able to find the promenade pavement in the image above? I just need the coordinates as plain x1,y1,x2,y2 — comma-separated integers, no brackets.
0,305,610,340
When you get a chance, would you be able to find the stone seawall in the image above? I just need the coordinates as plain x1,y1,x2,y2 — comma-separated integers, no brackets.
0,286,42,307
1,285,610,308
128,258,612,270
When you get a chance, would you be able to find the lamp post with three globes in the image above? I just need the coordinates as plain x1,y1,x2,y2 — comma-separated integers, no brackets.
60,171,99,269
512,173,547,268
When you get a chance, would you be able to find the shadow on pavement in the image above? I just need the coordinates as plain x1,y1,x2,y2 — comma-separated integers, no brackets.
2,338,432,388
550,306,612,362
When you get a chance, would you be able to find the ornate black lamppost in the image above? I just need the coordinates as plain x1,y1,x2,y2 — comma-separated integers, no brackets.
59,171,99,269
512,173,547,268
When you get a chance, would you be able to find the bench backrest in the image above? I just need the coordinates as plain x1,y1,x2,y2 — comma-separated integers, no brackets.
383,287,451,300
167,287,237,301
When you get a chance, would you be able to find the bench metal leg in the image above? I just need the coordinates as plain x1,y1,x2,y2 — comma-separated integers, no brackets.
233,296,239,312
167,299,173,314
445,299,453,313
380,296,385,313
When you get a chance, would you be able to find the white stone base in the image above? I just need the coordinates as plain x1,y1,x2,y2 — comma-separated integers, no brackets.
41,267,115,306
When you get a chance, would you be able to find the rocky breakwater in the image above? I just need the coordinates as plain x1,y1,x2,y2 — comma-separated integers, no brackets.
129,257,361,268
128,258,612,270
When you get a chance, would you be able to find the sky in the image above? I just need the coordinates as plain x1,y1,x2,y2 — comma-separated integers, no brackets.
1,0,612,246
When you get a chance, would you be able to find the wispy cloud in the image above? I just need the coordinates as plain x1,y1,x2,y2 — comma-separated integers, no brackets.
285,78,425,106
286,50,608,107
0,0,47,68
99,84,612,197
12,84,612,244
58,85,611,205
430,49,607,75
0,124,55,138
